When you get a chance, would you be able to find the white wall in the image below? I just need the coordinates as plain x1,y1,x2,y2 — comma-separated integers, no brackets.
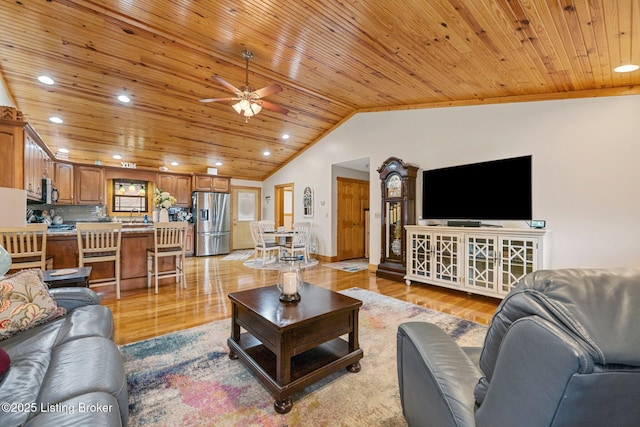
0,73,15,106
263,94,640,269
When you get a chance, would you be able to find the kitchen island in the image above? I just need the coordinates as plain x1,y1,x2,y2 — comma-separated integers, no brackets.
46,225,191,292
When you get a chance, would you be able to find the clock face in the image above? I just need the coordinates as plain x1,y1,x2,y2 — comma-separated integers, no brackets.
386,174,402,198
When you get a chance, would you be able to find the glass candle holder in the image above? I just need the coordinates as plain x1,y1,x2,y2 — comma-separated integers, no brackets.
277,256,302,303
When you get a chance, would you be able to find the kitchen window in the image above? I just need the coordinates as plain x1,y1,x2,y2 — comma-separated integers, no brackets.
113,179,148,212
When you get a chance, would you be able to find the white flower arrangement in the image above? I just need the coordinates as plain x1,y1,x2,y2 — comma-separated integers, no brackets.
153,188,176,209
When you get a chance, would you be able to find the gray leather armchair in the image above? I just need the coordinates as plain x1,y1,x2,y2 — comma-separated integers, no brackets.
397,268,640,427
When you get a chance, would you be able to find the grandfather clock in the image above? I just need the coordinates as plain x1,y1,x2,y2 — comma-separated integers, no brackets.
376,157,418,281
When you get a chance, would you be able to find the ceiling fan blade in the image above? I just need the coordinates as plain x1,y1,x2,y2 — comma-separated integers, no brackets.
199,97,238,103
260,100,289,115
253,83,282,98
212,75,241,94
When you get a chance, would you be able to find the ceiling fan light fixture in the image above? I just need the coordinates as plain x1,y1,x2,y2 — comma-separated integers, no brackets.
239,99,251,111
250,102,262,115
201,49,286,121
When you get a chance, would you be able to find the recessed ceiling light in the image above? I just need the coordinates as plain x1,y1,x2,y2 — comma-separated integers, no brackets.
281,134,290,140
170,161,179,166
38,75,55,85
113,154,122,160
117,94,131,103
49,116,63,124
614,64,640,73
263,151,271,156
215,161,222,166
58,148,69,153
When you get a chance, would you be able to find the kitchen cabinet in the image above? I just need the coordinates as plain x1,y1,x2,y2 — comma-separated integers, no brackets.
0,121,53,198
0,120,24,190
54,162,74,204
75,165,105,205
23,125,53,201
192,174,230,193
185,224,194,256
405,226,548,299
158,173,192,206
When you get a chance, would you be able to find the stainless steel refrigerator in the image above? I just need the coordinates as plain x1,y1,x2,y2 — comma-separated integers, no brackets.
193,191,230,256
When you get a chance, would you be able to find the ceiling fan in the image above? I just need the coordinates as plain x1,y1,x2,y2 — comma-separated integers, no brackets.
199,50,289,121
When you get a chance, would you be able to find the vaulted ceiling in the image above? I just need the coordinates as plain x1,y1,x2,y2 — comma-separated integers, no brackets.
1,0,639,180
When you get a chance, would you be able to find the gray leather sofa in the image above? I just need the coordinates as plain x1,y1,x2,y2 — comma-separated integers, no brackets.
0,287,128,427
397,268,640,427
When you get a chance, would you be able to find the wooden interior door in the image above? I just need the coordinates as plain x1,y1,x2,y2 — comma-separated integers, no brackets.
231,186,261,250
337,178,370,260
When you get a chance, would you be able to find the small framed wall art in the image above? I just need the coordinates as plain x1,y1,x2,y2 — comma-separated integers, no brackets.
303,186,313,217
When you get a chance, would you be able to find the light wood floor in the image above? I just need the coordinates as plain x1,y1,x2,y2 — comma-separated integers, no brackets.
98,256,501,345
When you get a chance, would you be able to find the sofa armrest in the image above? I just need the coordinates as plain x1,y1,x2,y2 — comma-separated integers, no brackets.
49,287,101,311
397,322,482,427
475,317,593,427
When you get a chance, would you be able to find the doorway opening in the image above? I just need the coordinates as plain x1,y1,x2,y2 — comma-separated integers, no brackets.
333,158,370,261
274,183,294,229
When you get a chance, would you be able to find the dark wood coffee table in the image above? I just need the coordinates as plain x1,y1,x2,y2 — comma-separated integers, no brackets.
43,267,92,288
227,283,363,413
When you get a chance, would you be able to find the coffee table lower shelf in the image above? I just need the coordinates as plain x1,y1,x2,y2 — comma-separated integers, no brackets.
228,333,363,412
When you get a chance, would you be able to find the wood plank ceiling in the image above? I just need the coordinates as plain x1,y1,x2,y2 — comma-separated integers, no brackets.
1,0,639,181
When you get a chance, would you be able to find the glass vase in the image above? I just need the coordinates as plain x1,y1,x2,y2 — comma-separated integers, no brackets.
277,256,302,303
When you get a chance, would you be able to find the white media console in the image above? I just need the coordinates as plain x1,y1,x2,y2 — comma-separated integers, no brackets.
404,225,549,299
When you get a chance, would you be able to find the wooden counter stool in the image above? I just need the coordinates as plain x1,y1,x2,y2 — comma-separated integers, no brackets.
76,223,123,299
147,222,188,294
0,223,53,272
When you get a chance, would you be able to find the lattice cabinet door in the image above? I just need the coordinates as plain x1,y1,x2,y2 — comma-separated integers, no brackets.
433,233,462,285
465,234,498,292
406,231,433,284
499,237,538,295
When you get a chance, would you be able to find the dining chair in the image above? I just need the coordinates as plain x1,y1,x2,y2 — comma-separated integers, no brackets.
250,221,281,264
282,222,312,262
147,222,188,294
76,222,123,299
258,220,277,245
0,223,53,272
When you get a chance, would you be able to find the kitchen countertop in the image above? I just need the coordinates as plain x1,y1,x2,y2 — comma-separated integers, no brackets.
46,224,156,236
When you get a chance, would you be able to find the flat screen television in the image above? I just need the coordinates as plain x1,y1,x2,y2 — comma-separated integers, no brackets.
422,155,532,221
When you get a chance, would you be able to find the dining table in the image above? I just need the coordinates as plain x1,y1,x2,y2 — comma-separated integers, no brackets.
262,230,298,246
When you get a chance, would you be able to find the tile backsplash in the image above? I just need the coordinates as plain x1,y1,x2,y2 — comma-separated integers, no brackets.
27,203,106,223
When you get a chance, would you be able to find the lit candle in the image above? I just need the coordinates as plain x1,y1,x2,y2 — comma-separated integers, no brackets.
283,271,297,295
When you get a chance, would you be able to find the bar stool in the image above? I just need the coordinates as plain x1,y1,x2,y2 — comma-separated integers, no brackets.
76,223,123,299
0,223,53,272
147,222,188,294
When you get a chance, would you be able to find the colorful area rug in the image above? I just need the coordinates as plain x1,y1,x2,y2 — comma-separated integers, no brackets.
221,250,254,261
120,288,487,426
323,258,369,272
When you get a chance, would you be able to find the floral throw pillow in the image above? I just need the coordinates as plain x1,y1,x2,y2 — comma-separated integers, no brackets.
0,269,66,340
